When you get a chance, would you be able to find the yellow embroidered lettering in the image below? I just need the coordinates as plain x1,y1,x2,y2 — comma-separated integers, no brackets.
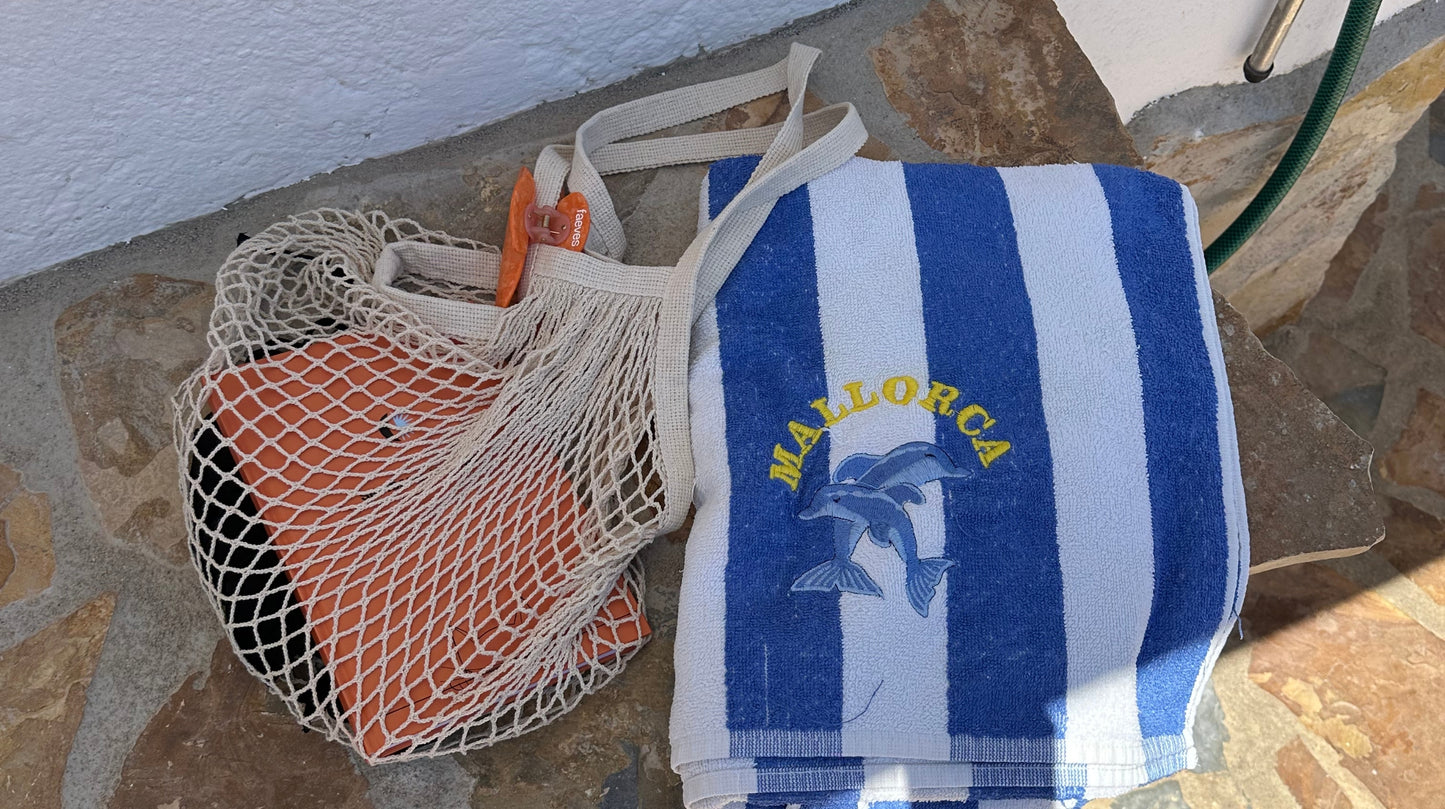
956,404,998,436
971,437,1011,468
918,381,961,416
768,376,1011,484
788,420,824,452
881,376,918,405
770,444,804,490
810,396,850,427
842,381,879,413
769,464,802,490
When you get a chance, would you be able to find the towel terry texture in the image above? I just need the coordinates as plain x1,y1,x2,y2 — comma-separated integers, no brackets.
671,156,1249,809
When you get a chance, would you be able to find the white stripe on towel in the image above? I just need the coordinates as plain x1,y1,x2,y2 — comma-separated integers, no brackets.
671,300,733,767
999,164,1154,777
860,758,975,799
809,158,951,757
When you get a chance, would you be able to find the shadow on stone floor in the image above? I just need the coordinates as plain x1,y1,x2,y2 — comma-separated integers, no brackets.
1084,94,1445,809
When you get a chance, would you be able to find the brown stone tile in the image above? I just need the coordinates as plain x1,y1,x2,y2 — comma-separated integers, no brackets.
1284,331,1386,436
0,467,55,608
1276,737,1355,809
1303,191,1390,325
1158,38,1445,329
869,0,1139,167
1408,218,1445,348
718,90,895,162
1148,116,1297,244
596,88,895,268
54,274,213,564
0,465,19,502
459,539,684,809
1203,640,1328,808
1324,387,1386,441
1379,388,1445,497
460,639,679,809
1099,779,1189,807
1374,496,1445,605
1172,769,1256,809
0,594,116,809
1217,294,1384,571
1083,769,1253,809
0,529,11,592
108,640,373,809
1431,92,1445,166
1246,562,1443,807
1415,181,1445,213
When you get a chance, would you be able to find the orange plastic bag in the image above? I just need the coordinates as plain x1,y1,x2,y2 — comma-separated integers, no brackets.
205,331,648,757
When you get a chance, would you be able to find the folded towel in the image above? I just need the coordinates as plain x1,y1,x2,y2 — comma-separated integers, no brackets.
672,156,1249,808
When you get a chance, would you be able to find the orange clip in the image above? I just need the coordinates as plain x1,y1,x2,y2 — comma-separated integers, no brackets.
497,168,536,309
497,169,592,309
556,192,591,253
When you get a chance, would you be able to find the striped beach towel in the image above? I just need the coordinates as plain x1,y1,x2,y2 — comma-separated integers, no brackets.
672,155,1249,808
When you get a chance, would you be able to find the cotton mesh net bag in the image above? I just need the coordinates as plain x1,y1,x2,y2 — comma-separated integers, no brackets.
172,44,866,761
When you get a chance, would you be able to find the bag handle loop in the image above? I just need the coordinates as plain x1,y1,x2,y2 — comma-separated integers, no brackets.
532,44,861,262
527,44,867,533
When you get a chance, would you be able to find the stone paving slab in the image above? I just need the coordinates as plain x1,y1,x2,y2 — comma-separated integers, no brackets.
0,594,114,808
0,1,1432,806
1103,102,1445,809
0,465,55,609
1217,294,1383,572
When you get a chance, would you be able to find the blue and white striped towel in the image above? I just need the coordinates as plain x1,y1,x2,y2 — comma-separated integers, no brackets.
672,156,1249,809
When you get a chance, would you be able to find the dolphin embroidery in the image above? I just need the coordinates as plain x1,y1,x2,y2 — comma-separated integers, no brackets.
790,442,967,617
834,440,973,490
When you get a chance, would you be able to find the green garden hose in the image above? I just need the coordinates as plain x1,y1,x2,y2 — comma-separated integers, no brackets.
1203,0,1383,273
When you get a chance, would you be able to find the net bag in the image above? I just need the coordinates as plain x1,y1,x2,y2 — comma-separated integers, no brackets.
172,45,868,762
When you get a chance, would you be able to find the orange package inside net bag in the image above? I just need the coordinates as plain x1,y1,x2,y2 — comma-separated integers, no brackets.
207,331,649,757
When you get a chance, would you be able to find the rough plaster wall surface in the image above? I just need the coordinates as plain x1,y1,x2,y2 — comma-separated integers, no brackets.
0,0,841,283
1055,0,1421,120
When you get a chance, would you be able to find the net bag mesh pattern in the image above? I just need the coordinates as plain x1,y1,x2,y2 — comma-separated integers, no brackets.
173,209,664,761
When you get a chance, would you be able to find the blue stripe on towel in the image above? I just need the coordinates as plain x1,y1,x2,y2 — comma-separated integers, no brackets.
748,755,864,809
746,792,863,809
1093,165,1228,750
714,156,845,749
867,797,971,803
903,163,1069,751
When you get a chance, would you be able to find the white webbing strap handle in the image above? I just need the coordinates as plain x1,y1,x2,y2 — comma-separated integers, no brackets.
650,100,867,530
534,43,824,260
529,43,868,533
531,103,853,230
588,104,852,176
369,48,856,349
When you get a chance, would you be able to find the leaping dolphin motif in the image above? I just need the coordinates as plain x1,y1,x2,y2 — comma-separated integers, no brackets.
834,441,972,489
790,442,968,617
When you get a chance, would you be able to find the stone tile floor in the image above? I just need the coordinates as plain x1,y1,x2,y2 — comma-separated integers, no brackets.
1087,103,1445,809
1,2,1444,805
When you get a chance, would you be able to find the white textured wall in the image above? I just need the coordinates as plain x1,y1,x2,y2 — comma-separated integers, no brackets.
1056,0,1420,120
0,0,839,283
4,0,1429,282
